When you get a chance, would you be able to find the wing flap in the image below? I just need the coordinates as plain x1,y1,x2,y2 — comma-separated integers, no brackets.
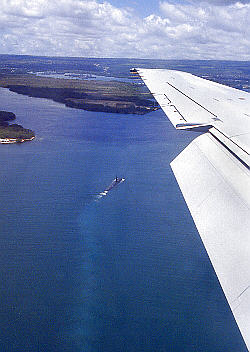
171,133,250,349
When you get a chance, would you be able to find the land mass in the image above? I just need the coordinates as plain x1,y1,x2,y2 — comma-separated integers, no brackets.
0,110,35,143
0,74,158,115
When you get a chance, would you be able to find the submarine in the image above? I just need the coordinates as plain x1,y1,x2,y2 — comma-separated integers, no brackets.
99,177,125,197
105,176,125,191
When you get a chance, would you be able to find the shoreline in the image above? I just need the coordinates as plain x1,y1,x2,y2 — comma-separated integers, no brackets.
0,136,35,144
0,74,158,115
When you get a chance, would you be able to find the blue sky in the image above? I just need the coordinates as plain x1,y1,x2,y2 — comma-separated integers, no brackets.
108,0,161,16
0,0,250,59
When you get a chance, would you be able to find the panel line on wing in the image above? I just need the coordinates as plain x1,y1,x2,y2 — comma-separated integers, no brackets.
236,286,250,302
164,93,172,103
210,132,250,170
232,286,250,313
210,129,250,169
169,105,187,122
167,81,219,119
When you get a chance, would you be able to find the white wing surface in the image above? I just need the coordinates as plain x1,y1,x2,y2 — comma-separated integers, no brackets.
133,68,250,350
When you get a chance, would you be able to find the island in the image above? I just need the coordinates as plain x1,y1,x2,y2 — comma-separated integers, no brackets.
0,74,158,115
0,110,35,144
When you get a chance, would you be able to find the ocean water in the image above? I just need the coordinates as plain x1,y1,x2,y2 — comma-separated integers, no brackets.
0,84,247,352
34,71,141,84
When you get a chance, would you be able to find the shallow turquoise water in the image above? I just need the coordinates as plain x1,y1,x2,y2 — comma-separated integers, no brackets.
0,87,246,351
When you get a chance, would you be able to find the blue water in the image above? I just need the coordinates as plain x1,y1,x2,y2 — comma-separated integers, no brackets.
34,72,141,84
0,86,247,352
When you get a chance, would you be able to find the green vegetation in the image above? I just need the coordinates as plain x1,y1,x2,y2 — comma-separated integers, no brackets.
0,74,158,115
0,124,35,139
0,110,35,141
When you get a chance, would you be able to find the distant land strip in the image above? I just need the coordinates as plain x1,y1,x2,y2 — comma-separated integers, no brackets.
0,74,158,115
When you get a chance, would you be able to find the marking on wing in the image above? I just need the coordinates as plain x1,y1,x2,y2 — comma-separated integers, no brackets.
164,81,249,165
232,286,250,312
237,285,250,301
166,81,218,119
230,133,250,138
164,93,171,103
136,68,249,166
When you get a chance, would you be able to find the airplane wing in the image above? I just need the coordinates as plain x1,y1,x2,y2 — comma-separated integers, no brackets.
132,68,250,350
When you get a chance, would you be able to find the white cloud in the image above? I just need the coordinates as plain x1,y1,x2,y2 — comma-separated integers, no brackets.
188,0,250,4
0,0,250,59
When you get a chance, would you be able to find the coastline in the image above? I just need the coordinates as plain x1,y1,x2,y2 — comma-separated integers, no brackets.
0,136,35,144
0,74,158,115
0,110,35,143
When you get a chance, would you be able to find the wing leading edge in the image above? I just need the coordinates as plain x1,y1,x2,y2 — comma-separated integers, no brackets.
133,68,250,350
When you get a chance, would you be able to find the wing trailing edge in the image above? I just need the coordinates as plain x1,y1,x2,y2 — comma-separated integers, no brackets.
171,133,250,350
133,68,250,350
133,68,250,168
